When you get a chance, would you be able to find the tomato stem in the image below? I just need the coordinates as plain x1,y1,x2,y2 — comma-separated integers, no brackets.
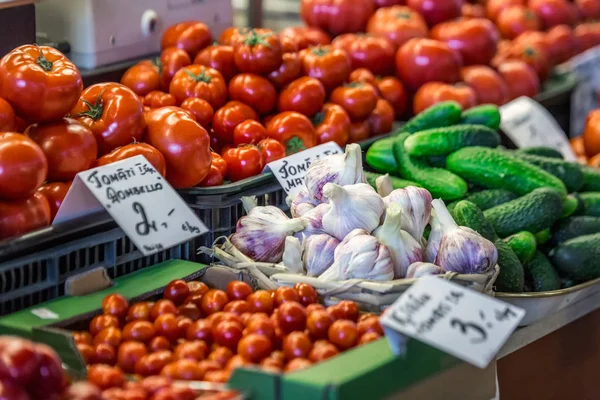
35,44,53,72
396,12,412,19
312,111,325,126
285,137,306,155
243,29,273,48
345,81,364,88
74,90,105,121
152,58,163,75
310,46,329,57
185,68,212,83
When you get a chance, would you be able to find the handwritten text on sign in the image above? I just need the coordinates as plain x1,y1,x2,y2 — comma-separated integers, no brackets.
54,155,208,256
265,142,344,196
380,277,524,368
500,96,577,161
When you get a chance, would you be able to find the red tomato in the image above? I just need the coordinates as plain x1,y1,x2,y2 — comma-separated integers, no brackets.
485,0,525,21
395,38,462,91
349,68,377,86
160,47,192,90
359,331,382,344
357,315,384,336
222,145,264,182
496,60,540,100
368,98,395,136
279,36,299,54
301,46,351,91
462,3,485,19
293,283,318,306
308,342,339,362
0,98,15,132
331,34,395,75
144,107,211,188
233,28,283,75
336,300,360,321
306,309,334,339
313,103,351,146
151,299,178,320
461,65,509,106
328,320,358,349
0,45,82,122
127,302,151,322
194,45,238,82
430,18,499,66
117,341,147,373
161,21,212,58
413,82,477,114
574,23,600,52
283,331,313,361
349,121,371,142
89,314,119,336
377,77,407,119
154,313,181,342
169,65,227,109
278,77,326,118
213,101,259,144
330,82,379,121
122,320,157,344
233,120,267,146
121,60,161,96
366,6,428,50
0,132,47,201
163,279,190,305
134,350,174,377
277,301,308,333
584,109,600,157
284,358,313,372
228,73,277,115
71,83,145,155
179,98,213,129
246,290,274,314
102,293,129,319
279,26,332,50
300,0,376,36
238,333,273,363
26,118,97,181
406,0,463,26
257,138,286,164
577,0,600,20
529,0,577,29
143,90,176,108
273,287,301,307
545,25,578,65
209,152,228,178
200,289,229,315
97,143,167,177
225,280,253,301
497,6,540,40
505,41,550,81
265,111,317,155
375,0,404,6
213,320,244,350
268,53,302,89
0,192,51,239
87,364,125,391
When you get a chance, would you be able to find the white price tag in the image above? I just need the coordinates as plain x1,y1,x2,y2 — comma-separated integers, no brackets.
380,277,525,369
568,46,600,136
265,142,343,196
31,308,59,320
54,155,208,256
500,96,577,161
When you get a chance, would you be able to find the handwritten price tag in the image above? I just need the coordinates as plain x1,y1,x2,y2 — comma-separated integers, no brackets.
500,96,577,161
54,155,208,256
568,45,600,135
380,277,524,369
265,142,343,196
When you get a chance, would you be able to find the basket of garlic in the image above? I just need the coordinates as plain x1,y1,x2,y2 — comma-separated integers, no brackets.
199,144,500,311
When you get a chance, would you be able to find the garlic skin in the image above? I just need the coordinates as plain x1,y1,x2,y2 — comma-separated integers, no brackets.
424,209,443,263
322,183,385,241
319,229,395,281
304,143,366,202
373,203,423,279
232,206,307,263
376,174,393,197
282,236,304,274
303,233,339,277
432,199,498,274
296,203,330,242
290,187,319,218
406,262,444,279
384,186,432,242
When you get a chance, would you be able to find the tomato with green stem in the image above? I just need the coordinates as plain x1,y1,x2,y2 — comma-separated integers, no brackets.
120,60,161,96
233,120,267,146
330,82,378,121
233,29,283,75
169,65,227,108
366,6,428,49
313,103,350,147
506,42,550,81
257,138,286,164
161,21,212,58
0,45,82,122
97,143,167,177
278,76,326,118
0,98,16,132
222,145,264,182
71,83,145,155
228,73,277,116
0,192,51,239
496,6,541,39
265,112,317,155
0,132,47,201
301,46,351,91
194,45,238,81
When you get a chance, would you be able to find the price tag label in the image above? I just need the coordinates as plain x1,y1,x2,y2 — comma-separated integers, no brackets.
265,142,343,196
380,277,525,369
31,308,59,320
568,46,600,136
500,96,577,161
54,155,208,256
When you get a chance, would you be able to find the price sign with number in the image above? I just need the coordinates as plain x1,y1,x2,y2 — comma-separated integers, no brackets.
568,46,600,135
380,277,524,368
265,142,343,196
500,96,577,161
54,155,208,256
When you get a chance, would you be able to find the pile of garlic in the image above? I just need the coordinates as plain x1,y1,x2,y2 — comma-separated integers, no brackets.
229,144,498,282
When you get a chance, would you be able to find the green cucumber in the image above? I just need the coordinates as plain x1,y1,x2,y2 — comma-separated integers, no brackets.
525,251,561,292
576,192,600,217
535,229,551,245
580,164,600,192
517,147,564,159
550,216,600,246
483,188,564,237
446,147,568,197
364,171,422,191
447,189,518,213
452,200,496,241
425,155,447,168
550,233,600,282
392,133,468,201
458,104,501,130
365,137,397,174
399,101,463,134
404,125,500,157
504,232,537,264
561,195,579,218
511,152,585,192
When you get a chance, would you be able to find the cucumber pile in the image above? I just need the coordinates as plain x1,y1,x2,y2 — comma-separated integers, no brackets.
365,101,600,293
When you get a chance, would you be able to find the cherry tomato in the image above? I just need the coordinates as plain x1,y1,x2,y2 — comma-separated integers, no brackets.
529,0,577,29
496,60,540,100
0,132,47,201
306,304,326,314
290,284,317,307
584,109,600,157
134,350,174,377
328,320,358,350
357,315,384,336
122,320,156,343
228,73,277,116
273,287,300,307
185,319,213,344
308,342,339,362
430,18,499,66
359,331,382,344
0,45,82,122
87,364,126,390
406,0,462,26
497,6,540,40
222,300,248,316
330,82,378,121
149,299,178,320
36,182,70,221
73,331,92,346
0,97,16,132
486,0,525,21
92,342,116,365
169,65,227,109
208,346,235,367
194,45,238,82
366,6,428,50
149,336,171,352
236,333,273,363
301,46,351,92
257,138,286,164
349,68,377,86
265,111,317,154
232,118,266,146
349,121,371,142
311,103,350,147
142,90,176,108
188,281,210,296
154,313,180,342
101,293,129,320
212,320,244,350
160,47,192,90
212,101,259,144
97,143,167,177
121,60,161,96
332,34,395,75
283,331,313,360
226,281,253,300
76,343,94,364
71,83,144,155
89,314,120,336
279,26,332,50
222,145,264,182
462,3,485,19
200,289,229,315
278,77,326,119
267,53,302,90
413,82,477,114
177,303,201,321
300,0,376,36
461,65,509,106
377,77,407,119
244,317,276,341
577,0,600,20
337,300,360,321
546,25,578,65
277,301,308,333
161,21,212,58
306,309,334,339
368,98,395,137
247,290,275,314
574,22,600,52
162,280,190,306
233,28,283,75
117,341,147,373
173,341,208,363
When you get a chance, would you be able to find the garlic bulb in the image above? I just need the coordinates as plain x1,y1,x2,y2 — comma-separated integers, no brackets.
432,199,498,274
296,203,329,241
424,209,442,263
384,186,432,241
373,203,423,279
375,174,393,197
406,262,444,279
232,206,307,263
319,229,394,281
322,183,385,241
282,236,304,274
303,233,339,277
304,143,366,202
290,187,319,218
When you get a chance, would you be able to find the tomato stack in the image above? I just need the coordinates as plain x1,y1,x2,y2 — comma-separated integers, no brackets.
573,105,600,166
72,279,383,387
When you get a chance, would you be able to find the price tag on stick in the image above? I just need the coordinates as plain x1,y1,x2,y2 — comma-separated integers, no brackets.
54,155,208,256
380,277,525,369
265,142,343,197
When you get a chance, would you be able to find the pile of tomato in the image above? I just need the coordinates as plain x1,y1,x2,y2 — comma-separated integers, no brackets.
71,279,383,393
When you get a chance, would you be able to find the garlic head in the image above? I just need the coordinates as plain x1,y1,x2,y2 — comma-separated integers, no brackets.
384,186,432,241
